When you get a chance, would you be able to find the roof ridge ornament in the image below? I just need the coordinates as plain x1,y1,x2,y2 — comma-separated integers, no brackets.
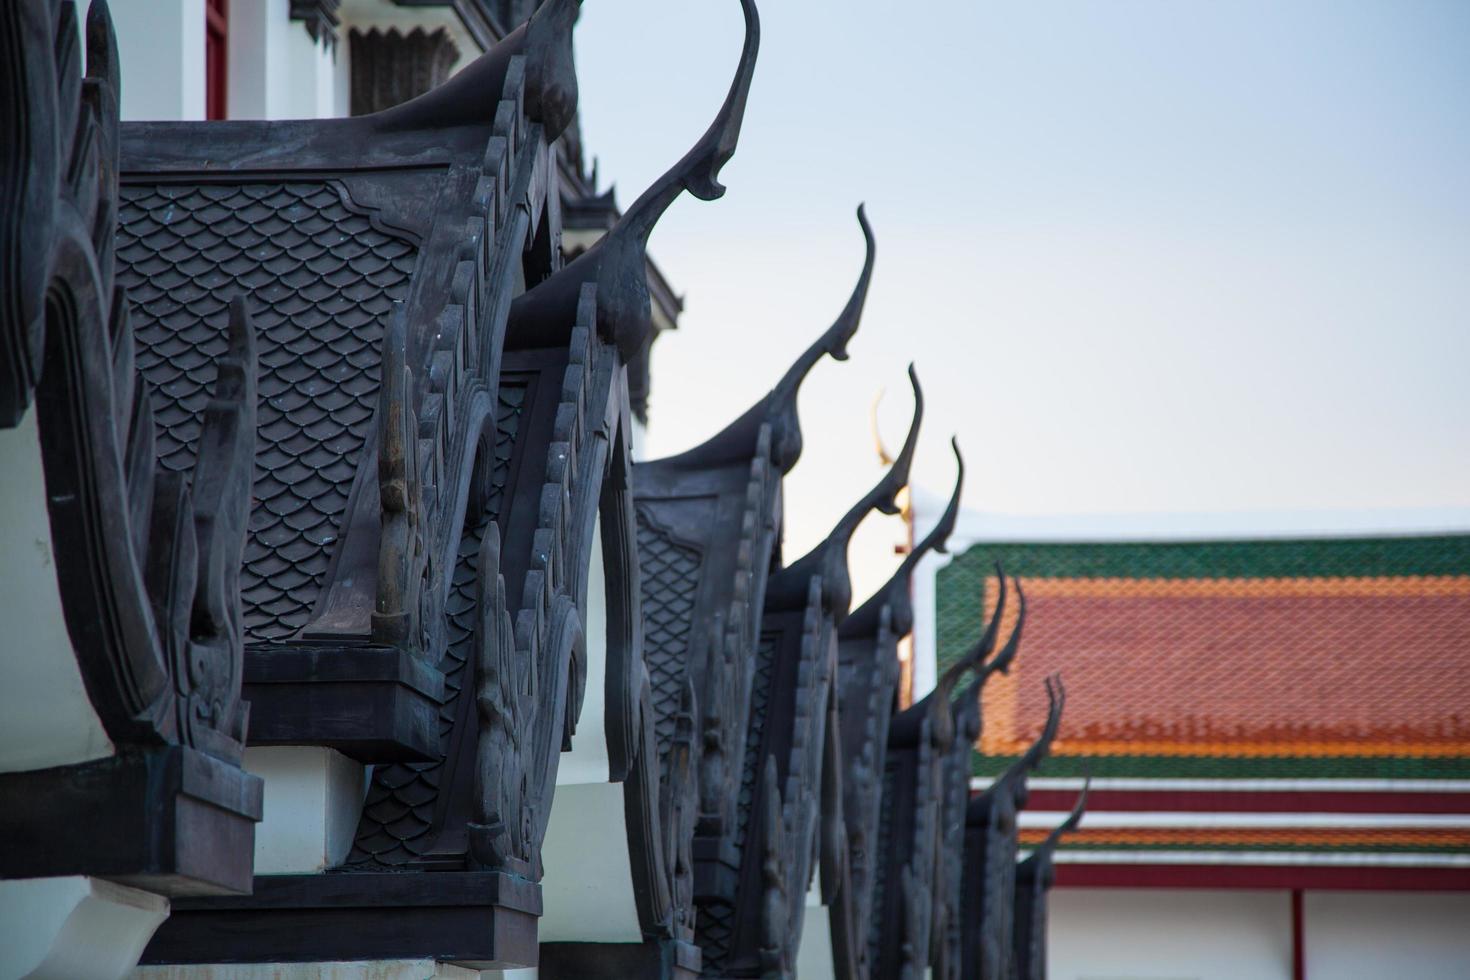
909,569,1023,747
506,0,760,359
373,0,580,138
841,437,963,640
998,674,1065,793
652,205,874,475
1034,777,1089,859
765,363,922,619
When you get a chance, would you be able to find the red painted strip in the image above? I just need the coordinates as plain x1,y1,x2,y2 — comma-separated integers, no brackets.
1024,789,1470,815
1054,863,1470,891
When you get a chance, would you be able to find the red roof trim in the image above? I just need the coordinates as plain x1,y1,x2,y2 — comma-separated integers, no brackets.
1055,863,1470,891
1026,788,1470,815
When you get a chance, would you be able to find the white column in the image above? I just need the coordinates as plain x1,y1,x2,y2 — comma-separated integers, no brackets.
537,516,643,943
109,0,206,121
227,2,338,120
0,410,113,773
0,876,168,980
243,746,366,873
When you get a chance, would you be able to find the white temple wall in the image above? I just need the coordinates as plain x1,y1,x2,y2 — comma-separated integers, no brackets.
226,0,333,121
536,516,643,943
109,0,206,121
1302,890,1470,980
1047,887,1292,980
0,410,113,773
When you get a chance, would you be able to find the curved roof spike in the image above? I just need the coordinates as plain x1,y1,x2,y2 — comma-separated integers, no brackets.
1019,673,1065,773
839,437,962,640
644,204,874,474
918,438,965,556
981,579,1025,679
614,0,760,246
932,565,1008,693
373,0,581,136
764,363,920,619
1023,776,1089,872
1052,777,1090,840
504,0,757,362
770,204,874,400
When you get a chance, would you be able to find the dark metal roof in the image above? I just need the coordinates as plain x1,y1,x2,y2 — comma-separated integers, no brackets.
117,181,419,640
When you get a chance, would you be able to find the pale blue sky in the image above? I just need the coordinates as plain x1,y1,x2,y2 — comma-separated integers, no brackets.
576,1,1470,593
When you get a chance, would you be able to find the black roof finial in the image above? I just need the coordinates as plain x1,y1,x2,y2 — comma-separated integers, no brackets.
841,437,963,640
765,363,921,620
651,205,874,474
506,0,760,360
1033,777,1089,862
1002,674,1065,793
617,0,759,240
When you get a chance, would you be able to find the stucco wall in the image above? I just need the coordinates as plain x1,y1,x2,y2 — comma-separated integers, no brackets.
1048,888,1292,980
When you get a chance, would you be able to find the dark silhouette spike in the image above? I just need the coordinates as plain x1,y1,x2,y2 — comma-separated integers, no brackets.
765,364,921,619
911,437,964,560
1018,674,1065,774
769,203,874,395
618,0,759,241
651,205,874,475
840,436,962,640
981,579,1026,679
505,0,759,361
936,565,1008,692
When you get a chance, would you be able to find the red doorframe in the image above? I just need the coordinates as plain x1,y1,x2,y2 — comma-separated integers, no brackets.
205,0,228,120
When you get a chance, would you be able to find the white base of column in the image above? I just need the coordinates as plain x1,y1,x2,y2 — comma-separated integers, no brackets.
793,879,835,980
0,876,168,980
243,745,366,873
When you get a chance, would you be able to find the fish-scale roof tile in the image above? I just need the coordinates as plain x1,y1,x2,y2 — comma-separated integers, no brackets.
117,178,420,641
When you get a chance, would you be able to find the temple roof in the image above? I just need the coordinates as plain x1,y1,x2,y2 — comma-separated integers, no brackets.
939,534,1470,780
941,534,1470,872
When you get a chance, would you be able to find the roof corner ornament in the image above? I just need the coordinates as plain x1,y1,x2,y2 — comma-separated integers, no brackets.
758,755,790,976
523,0,581,141
844,436,962,641
0,0,262,893
652,203,873,474
182,295,259,751
763,204,874,473
767,362,921,620
507,0,760,361
930,569,1025,747
468,522,532,873
1013,778,1089,980
963,674,1066,979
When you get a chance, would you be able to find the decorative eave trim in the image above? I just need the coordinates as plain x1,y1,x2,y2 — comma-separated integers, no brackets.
290,0,342,48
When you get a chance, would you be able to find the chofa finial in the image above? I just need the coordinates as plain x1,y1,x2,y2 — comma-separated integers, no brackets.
842,437,964,641
765,363,920,620
651,204,874,475
506,0,760,362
